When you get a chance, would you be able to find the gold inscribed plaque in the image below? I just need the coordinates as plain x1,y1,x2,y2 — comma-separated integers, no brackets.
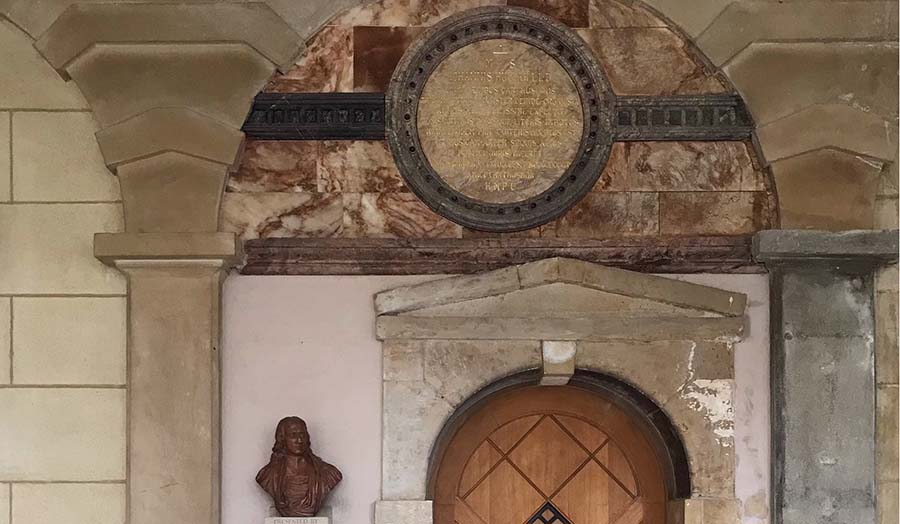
417,39,583,204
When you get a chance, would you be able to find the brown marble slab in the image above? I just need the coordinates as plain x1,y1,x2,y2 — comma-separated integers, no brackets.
589,0,666,28
659,192,774,235
542,192,659,237
353,26,423,92
462,227,542,239
222,193,343,240
228,140,319,193
342,193,463,238
318,141,407,193
577,28,726,95
741,165,770,192
242,236,763,275
331,0,506,27
508,0,590,27
599,142,754,192
266,26,353,93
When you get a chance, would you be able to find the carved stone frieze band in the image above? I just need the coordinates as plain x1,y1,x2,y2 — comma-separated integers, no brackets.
242,92,754,142
243,93,386,140
613,94,753,141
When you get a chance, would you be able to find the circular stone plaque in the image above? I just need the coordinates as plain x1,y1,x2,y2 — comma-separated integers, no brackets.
387,7,614,232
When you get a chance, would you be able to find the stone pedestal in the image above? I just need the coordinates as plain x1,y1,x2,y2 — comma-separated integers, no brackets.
265,518,330,524
754,230,898,524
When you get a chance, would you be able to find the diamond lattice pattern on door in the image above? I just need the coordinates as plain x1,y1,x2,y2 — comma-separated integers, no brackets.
455,415,645,524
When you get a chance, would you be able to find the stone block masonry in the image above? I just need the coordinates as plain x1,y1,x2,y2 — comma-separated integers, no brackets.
0,17,127,524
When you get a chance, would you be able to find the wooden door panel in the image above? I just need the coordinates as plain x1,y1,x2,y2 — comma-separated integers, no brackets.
553,460,635,524
454,499,486,524
614,499,644,524
595,443,638,497
434,386,667,524
459,441,502,497
463,461,544,524
555,415,608,453
490,415,542,452
506,417,590,497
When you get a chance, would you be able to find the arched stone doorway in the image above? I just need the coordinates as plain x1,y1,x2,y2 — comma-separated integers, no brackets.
374,257,749,524
429,382,683,524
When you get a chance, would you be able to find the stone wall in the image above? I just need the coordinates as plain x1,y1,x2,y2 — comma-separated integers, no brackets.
0,18,127,524
0,1,895,524
223,0,776,241
877,265,899,524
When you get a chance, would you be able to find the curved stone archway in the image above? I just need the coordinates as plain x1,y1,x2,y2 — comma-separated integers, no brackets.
282,0,897,231
2,0,895,236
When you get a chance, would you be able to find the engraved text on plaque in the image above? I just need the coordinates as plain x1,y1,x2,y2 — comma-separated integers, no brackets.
417,39,583,204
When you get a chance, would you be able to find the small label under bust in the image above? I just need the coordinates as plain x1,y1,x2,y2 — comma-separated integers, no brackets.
265,517,330,524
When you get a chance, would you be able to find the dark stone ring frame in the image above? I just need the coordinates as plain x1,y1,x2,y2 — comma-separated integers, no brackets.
385,6,616,232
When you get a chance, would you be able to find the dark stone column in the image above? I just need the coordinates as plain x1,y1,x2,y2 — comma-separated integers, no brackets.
755,230,898,524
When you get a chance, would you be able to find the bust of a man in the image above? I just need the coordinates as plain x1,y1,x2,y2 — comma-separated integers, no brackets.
256,417,343,517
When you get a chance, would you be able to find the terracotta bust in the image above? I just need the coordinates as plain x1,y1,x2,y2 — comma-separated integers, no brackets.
256,417,343,517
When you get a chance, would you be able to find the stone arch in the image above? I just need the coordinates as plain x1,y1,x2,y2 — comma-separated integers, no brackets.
229,0,780,241
4,0,894,235
426,369,693,501
618,0,898,230
249,0,895,233
2,1,305,236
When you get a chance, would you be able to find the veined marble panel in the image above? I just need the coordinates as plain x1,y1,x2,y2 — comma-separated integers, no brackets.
222,193,342,240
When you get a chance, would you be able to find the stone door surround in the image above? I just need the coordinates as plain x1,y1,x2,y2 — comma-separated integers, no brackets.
373,257,749,524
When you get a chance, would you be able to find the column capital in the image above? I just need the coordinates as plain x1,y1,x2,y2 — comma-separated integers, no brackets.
753,229,898,271
94,232,241,267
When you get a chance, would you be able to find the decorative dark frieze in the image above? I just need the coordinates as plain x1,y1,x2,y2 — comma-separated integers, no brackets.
241,236,763,275
242,93,385,140
613,94,753,141
242,92,754,142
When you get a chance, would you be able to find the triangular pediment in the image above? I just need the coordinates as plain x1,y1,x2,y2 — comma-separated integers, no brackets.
374,258,747,341
375,257,746,318
399,281,712,318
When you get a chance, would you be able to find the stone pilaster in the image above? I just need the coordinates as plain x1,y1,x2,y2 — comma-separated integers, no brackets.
22,5,302,524
96,232,240,524
754,230,899,524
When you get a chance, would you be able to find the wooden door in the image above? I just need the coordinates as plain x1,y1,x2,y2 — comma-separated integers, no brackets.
432,386,667,524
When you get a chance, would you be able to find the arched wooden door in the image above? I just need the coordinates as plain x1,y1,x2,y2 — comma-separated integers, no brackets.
432,386,668,524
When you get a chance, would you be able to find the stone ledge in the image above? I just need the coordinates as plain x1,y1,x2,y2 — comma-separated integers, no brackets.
771,149,883,230
697,1,898,66
96,108,245,171
374,257,747,317
242,236,763,276
757,104,897,165
35,3,302,72
724,41,899,126
375,315,745,342
94,232,241,265
753,229,899,266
